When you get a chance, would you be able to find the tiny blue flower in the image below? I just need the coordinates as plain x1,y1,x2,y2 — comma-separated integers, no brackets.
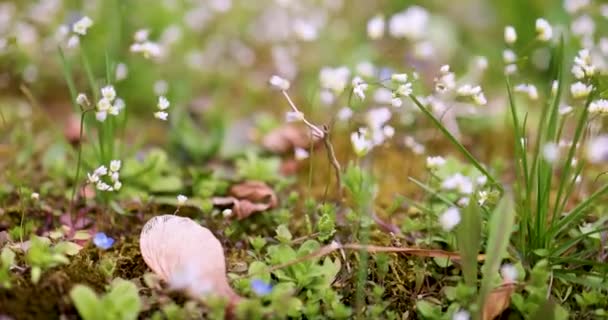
93,232,115,250
251,279,273,296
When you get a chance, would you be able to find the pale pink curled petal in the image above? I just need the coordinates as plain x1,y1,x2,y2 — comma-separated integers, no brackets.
139,215,240,303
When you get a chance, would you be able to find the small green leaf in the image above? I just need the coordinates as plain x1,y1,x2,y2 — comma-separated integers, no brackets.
70,284,102,320
276,224,292,243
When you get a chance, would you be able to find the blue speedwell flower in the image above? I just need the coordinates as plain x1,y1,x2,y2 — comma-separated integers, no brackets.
93,232,115,250
251,279,273,296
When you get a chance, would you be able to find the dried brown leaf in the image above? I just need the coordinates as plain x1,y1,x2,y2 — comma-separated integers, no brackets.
482,283,516,320
261,125,319,154
212,181,278,220
140,215,241,305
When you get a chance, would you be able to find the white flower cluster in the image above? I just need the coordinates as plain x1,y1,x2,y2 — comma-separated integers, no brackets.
95,85,125,122
434,65,456,93
388,6,429,40
87,160,122,192
426,156,446,169
570,81,593,99
514,83,539,100
154,96,170,121
130,29,162,59
456,84,487,106
572,49,596,79
503,49,518,75
66,16,93,48
350,107,395,157
320,66,350,94
535,18,553,42
589,99,608,115
439,207,461,231
351,76,368,100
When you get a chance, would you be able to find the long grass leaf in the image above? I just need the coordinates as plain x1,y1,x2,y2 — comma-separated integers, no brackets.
457,199,482,287
478,193,515,317
408,95,502,191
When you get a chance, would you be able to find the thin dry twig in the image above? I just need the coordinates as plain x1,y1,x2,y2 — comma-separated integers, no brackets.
242,241,485,278
279,89,343,200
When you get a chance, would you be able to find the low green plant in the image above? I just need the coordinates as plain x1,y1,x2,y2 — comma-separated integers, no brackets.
0,247,15,288
70,278,142,320
25,236,79,284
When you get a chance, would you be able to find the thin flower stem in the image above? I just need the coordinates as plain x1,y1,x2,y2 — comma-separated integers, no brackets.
69,108,94,220
279,90,343,201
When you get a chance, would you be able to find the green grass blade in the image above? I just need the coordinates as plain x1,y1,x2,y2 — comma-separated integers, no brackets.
456,199,482,287
549,183,608,238
478,193,515,316
408,95,502,191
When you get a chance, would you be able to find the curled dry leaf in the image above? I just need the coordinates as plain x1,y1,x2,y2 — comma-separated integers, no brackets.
482,283,516,320
140,215,241,305
261,124,320,154
212,181,278,220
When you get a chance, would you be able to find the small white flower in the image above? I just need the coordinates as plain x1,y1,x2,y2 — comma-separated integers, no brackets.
269,75,291,91
505,64,518,75
426,156,446,169
453,310,470,320
67,35,80,48
115,63,128,81
97,98,112,112
154,111,168,121
586,135,608,163
294,148,309,160
76,93,89,107
542,142,560,163
31,192,40,201
72,16,93,35
134,29,149,43
114,98,125,111
177,194,188,206
87,173,99,184
130,41,162,59
285,111,304,123
154,80,169,96
535,18,553,42
476,175,488,186
319,66,350,94
504,25,517,44
514,84,539,100
503,50,517,64
113,181,122,191
391,73,408,83
351,130,373,156
396,83,412,96
367,15,385,40
478,190,489,206
589,99,608,115
157,96,170,110
570,81,592,99
96,111,107,122
352,76,368,100
337,107,353,121
391,97,403,107
439,207,461,231
564,0,590,13
222,208,233,218
101,85,116,102
96,181,112,191
110,160,121,172
108,106,119,116
473,93,487,106
559,105,573,116
110,171,119,183
383,125,395,138
500,263,518,283
442,173,474,194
